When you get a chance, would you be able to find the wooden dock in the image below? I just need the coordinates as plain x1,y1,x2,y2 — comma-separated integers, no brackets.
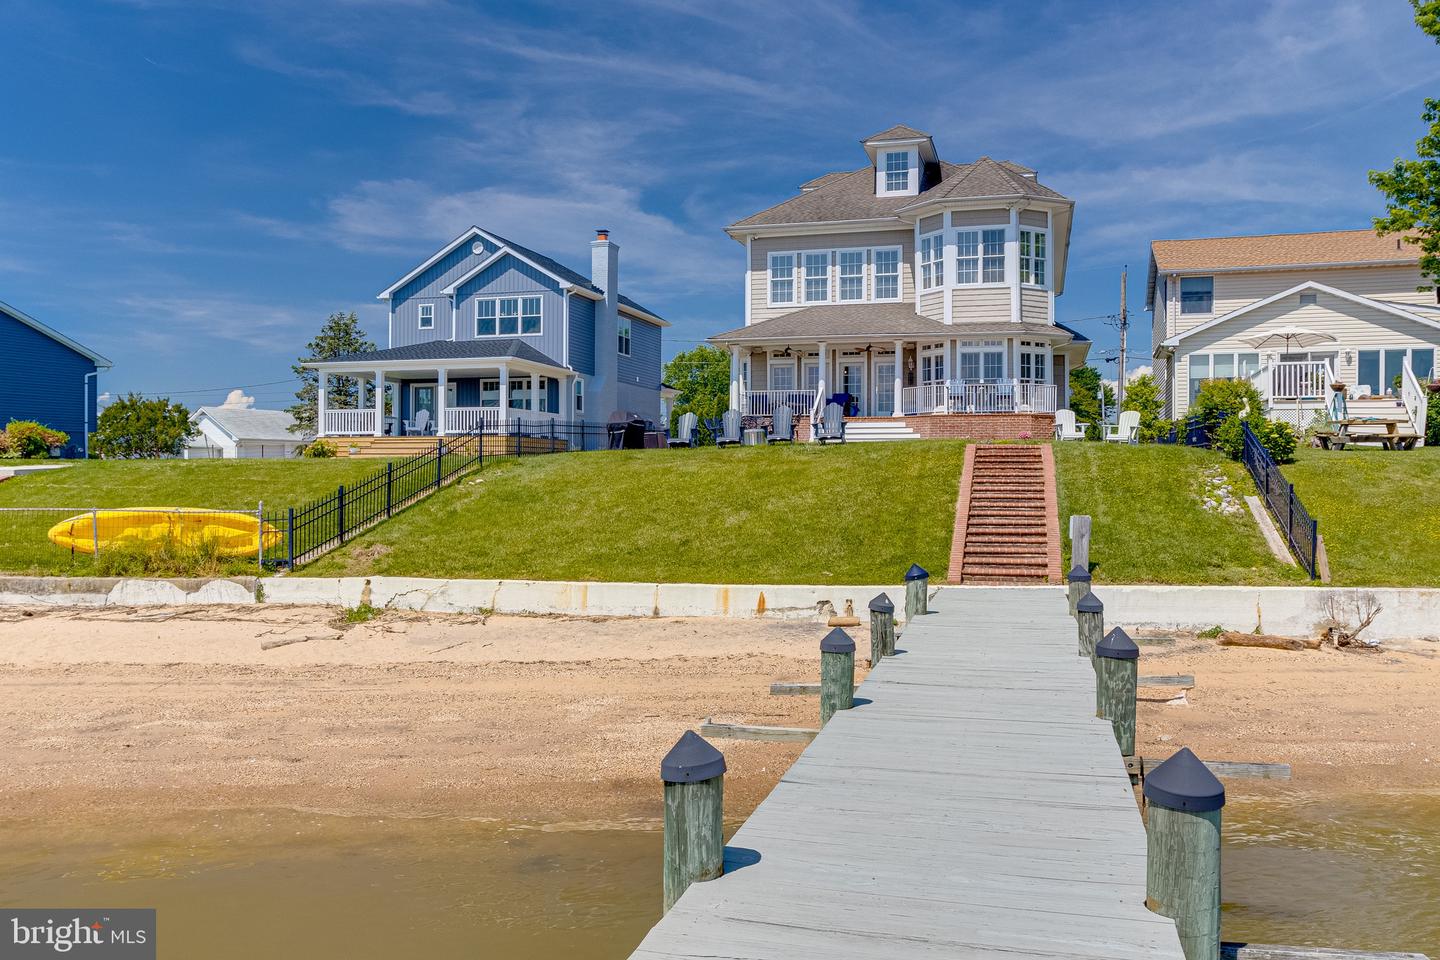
631,585,1185,959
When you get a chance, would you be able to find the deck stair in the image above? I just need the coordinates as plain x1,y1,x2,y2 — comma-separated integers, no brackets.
947,443,1062,584
839,419,921,443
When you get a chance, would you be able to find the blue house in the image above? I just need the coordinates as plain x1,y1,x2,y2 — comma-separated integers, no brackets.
306,226,667,441
0,299,111,457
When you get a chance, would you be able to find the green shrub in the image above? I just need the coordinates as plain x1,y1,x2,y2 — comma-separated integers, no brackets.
1428,383,1440,447
3,420,70,458
302,439,338,458
1191,380,1296,463
1256,420,1298,463
1191,380,1263,431
1211,416,1245,460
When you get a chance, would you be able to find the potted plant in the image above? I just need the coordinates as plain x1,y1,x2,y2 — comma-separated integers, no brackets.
1330,380,1346,393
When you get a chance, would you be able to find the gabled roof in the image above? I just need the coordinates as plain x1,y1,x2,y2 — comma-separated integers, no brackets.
709,304,1077,344
375,225,666,322
729,158,1068,230
1160,280,1440,348
1151,229,1419,273
311,337,564,369
0,298,112,368
192,406,299,442
863,124,933,143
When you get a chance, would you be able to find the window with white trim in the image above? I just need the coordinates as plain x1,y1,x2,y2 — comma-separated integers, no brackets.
954,230,980,284
884,151,910,192
574,378,584,413
1180,276,1213,314
958,340,1005,382
838,250,865,301
769,358,796,391
475,296,541,337
873,247,900,300
981,229,1006,283
802,359,820,391
919,234,944,290
1019,230,1047,286
476,300,496,336
920,342,946,383
803,252,830,303
768,253,795,305
618,313,632,356
418,303,435,329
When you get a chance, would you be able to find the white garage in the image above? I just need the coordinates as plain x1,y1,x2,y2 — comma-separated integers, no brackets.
184,406,307,459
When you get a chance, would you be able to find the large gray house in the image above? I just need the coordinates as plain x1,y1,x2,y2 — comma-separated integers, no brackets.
307,226,666,441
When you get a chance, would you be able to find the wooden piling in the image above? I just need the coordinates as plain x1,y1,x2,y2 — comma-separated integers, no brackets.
868,593,895,666
1067,563,1091,617
661,731,727,914
904,563,929,620
1095,627,1139,757
820,627,856,726
1076,591,1103,659
1144,747,1225,960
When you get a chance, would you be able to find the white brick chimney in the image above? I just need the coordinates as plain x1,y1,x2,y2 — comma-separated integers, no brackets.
590,228,620,417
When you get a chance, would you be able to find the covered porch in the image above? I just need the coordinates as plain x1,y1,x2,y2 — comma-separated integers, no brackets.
308,356,578,439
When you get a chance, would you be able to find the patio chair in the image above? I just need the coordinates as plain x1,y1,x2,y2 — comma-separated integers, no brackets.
769,404,795,443
715,409,743,447
701,416,723,443
403,409,433,436
667,411,698,448
1103,409,1140,444
1054,408,1087,441
815,402,846,444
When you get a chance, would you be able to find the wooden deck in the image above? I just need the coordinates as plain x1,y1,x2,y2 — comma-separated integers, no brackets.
631,586,1185,960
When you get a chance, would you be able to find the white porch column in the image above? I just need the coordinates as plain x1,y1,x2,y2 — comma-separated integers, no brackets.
317,374,328,437
816,342,829,419
729,344,741,411
893,340,905,417
1008,206,1022,324
373,368,384,437
436,367,448,436
498,363,510,429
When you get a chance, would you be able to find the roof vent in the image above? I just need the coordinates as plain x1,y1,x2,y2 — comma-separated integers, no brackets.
1299,293,1317,306
471,241,485,255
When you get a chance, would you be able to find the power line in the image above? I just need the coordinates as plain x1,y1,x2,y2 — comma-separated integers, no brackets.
121,377,303,398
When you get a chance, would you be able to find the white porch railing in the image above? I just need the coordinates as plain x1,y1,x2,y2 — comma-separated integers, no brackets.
743,389,817,417
322,409,377,436
1401,358,1427,446
901,383,949,415
444,406,504,434
935,380,1058,415
1270,361,1331,400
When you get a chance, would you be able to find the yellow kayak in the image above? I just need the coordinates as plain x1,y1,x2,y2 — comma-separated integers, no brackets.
47,508,283,557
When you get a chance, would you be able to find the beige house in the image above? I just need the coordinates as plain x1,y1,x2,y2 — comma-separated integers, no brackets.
1149,229,1437,439
711,125,1090,440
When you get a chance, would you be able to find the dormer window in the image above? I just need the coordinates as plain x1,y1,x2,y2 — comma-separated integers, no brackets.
884,151,910,192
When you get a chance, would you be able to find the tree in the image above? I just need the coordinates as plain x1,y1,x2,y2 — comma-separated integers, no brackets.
1068,365,1114,440
1369,2,1440,286
1120,372,1166,442
288,312,376,436
92,394,196,458
662,345,731,442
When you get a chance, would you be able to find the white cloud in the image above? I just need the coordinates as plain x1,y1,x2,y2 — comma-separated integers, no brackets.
221,389,255,408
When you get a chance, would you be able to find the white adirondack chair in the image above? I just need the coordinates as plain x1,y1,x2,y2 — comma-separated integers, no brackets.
815,402,846,444
404,409,433,436
1054,408,1087,441
667,412,698,448
769,404,795,443
1103,409,1140,444
716,409,743,446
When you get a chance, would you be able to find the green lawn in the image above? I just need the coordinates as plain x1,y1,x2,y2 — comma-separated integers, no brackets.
0,459,389,576
1284,445,1440,587
301,441,969,585
1053,443,1306,585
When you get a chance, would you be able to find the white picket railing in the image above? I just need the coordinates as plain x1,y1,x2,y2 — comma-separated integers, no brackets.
744,389,816,417
1401,358,1427,446
1270,361,1331,400
444,406,503,434
322,409,377,436
896,380,1058,415
901,383,949,415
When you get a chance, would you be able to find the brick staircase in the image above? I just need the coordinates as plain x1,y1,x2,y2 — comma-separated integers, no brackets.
946,444,1062,584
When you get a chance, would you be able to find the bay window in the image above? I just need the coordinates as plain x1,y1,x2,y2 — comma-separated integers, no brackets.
981,229,1005,283
920,234,944,290
1019,230,1047,286
955,230,979,284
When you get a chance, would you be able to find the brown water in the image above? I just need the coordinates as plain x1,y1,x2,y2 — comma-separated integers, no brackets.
0,796,1435,958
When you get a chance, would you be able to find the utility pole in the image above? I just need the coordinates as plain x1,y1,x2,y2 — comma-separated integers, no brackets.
1117,266,1129,409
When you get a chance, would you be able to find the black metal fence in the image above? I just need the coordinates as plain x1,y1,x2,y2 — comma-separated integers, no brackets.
483,418,613,455
1240,422,1319,579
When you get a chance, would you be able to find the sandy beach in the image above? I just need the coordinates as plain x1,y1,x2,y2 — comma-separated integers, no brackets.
0,605,835,822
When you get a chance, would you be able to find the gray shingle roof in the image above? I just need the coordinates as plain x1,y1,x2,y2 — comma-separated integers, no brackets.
192,406,299,442
864,124,932,142
479,230,665,321
730,158,1068,229
316,338,563,367
709,305,1078,344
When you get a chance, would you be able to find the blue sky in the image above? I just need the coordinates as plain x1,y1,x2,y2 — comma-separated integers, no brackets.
2,0,1437,408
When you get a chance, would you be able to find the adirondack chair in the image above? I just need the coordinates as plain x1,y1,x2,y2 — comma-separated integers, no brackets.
702,416,723,443
667,411,698,448
716,409,743,446
1054,408,1087,441
814,402,846,444
769,405,795,443
403,409,433,436
1103,409,1140,444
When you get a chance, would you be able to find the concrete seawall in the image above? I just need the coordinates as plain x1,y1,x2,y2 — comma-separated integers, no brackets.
0,576,1436,642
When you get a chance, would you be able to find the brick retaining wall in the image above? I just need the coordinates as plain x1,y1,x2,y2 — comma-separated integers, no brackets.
794,413,1055,442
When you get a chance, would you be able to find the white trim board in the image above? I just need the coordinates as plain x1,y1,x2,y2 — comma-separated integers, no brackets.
1161,280,1440,347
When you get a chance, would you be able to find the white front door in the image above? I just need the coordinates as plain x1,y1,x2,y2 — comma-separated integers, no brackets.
875,361,896,416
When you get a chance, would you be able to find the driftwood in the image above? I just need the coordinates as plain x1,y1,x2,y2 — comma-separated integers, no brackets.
1218,631,1321,651
259,635,312,651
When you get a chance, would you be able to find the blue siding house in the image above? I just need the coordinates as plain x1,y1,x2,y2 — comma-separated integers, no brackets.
0,299,111,457
306,226,667,441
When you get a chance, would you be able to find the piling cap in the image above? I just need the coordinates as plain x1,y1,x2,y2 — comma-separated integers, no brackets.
904,563,929,582
820,627,856,653
1143,747,1225,812
661,730,727,783
868,593,894,614
1076,591,1103,614
1067,564,1091,583
1097,627,1139,660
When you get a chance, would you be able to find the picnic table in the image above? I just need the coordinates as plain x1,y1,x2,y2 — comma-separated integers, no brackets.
1317,416,1419,450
